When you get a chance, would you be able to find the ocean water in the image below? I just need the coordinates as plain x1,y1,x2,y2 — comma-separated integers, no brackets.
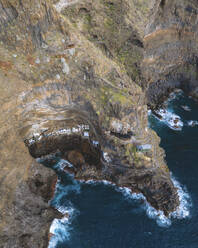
49,92,198,248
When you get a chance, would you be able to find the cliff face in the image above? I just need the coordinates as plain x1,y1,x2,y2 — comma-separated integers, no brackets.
143,0,198,107
0,0,188,247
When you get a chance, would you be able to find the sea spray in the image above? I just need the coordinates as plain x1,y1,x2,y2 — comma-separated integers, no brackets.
48,172,192,247
116,175,191,228
115,186,172,228
187,120,198,127
170,174,192,219
81,177,191,228
149,90,198,130
152,108,183,131
48,91,195,247
48,207,75,248
48,185,80,248
49,161,191,248
48,162,81,248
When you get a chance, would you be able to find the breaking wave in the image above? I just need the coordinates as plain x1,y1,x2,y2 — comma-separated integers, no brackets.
48,148,191,248
48,207,74,248
170,174,192,220
152,108,183,131
48,163,81,247
82,177,191,228
116,178,191,227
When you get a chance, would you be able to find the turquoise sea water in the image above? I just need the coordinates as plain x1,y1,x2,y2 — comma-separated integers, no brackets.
49,92,198,248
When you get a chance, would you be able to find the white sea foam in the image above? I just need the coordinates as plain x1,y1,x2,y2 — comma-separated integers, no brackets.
81,177,191,227
166,90,183,103
81,179,175,227
117,177,191,227
79,179,95,184
116,177,191,228
143,201,171,228
81,179,115,187
102,180,115,186
187,120,198,127
170,174,192,219
49,165,191,248
154,108,183,131
54,178,81,202
59,159,73,169
52,159,74,173
48,176,80,247
115,187,172,227
181,105,191,112
56,205,74,215
48,206,75,248
49,216,69,235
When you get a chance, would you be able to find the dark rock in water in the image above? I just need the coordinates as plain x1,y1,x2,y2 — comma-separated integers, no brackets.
153,110,163,120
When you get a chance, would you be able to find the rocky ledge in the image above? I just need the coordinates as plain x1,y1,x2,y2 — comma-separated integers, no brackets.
1,0,194,247
25,104,178,217
143,0,198,108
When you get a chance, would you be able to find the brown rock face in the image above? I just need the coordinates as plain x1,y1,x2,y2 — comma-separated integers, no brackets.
0,0,182,247
67,150,85,165
143,0,198,107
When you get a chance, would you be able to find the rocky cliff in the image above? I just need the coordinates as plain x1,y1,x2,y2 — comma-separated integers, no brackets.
1,0,196,247
143,0,198,107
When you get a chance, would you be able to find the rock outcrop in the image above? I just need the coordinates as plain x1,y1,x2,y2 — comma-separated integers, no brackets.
143,0,198,107
1,0,194,247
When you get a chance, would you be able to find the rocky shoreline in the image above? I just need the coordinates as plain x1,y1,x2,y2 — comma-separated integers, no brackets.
0,0,198,247
28,126,179,215
143,0,198,108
